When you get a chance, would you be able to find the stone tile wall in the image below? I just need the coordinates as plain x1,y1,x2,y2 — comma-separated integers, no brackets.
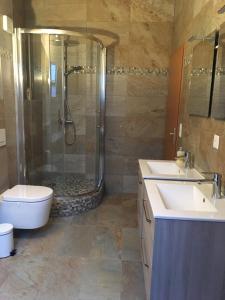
24,0,175,194
174,0,225,187
0,1,19,192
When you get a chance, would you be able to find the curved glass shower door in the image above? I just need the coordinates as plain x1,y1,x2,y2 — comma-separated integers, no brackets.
16,29,105,198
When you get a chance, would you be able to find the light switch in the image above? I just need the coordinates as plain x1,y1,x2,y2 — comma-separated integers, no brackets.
2,15,13,34
213,134,220,150
179,123,183,138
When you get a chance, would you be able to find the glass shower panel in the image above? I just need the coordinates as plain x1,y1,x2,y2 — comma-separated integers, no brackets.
22,33,65,186
42,35,65,190
22,33,61,185
20,31,103,197
64,37,101,193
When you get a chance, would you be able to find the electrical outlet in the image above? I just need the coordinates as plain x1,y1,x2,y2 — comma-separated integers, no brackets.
213,134,220,150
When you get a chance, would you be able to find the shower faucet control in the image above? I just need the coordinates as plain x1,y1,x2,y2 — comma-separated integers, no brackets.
65,120,73,125
58,109,63,126
58,109,74,126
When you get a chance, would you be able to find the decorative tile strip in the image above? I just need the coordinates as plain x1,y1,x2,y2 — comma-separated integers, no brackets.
107,66,168,76
68,65,168,76
68,65,96,74
191,67,212,77
215,67,225,76
0,47,12,59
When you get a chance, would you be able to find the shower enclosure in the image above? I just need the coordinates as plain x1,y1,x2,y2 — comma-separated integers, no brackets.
13,29,106,216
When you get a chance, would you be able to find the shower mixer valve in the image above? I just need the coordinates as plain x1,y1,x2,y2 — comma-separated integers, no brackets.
58,109,63,126
58,110,73,126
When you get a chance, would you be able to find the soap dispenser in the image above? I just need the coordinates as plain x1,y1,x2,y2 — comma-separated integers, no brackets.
176,147,185,168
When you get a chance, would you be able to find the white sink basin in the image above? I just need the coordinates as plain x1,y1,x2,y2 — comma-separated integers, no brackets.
147,161,184,175
156,183,217,213
139,159,204,180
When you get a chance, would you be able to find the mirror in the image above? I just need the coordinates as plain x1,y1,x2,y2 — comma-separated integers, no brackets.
188,31,217,117
211,24,225,120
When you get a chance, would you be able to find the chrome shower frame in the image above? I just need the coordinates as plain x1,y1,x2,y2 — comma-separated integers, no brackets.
13,28,106,190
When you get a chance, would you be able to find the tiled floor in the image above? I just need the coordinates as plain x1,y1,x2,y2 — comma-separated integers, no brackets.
0,194,145,300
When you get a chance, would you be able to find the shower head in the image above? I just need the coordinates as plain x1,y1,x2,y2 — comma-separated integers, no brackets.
218,5,225,14
65,66,84,76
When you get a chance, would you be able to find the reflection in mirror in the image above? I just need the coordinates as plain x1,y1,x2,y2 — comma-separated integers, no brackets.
188,31,216,117
211,24,225,120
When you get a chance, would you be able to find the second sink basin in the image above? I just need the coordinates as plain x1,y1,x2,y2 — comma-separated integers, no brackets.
156,182,217,213
147,161,184,176
139,159,204,180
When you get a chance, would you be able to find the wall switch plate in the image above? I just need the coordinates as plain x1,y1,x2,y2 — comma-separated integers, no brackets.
179,123,182,138
213,134,220,150
1,15,13,34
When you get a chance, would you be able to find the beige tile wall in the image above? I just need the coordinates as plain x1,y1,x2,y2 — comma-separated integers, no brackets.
24,0,174,194
174,0,225,186
12,0,25,27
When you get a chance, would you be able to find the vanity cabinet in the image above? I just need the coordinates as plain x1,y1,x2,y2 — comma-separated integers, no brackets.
137,169,144,235
141,188,154,300
138,170,225,300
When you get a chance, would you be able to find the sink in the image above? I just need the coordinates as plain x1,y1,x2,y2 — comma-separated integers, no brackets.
147,161,184,175
156,182,217,213
141,160,204,180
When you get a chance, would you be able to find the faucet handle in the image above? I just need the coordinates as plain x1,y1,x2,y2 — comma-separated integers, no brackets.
201,171,222,178
184,151,193,168
213,172,222,182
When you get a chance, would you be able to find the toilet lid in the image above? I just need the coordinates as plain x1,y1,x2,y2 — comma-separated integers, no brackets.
2,185,53,203
0,223,13,235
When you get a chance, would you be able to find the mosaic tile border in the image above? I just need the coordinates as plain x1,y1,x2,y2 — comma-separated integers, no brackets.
191,67,212,76
215,67,225,76
0,47,12,59
50,183,104,217
68,65,169,76
107,66,168,76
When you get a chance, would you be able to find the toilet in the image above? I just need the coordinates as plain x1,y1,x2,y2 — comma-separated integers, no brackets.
0,185,53,229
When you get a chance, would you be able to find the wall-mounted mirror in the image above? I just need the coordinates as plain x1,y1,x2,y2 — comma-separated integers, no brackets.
211,23,225,120
188,31,217,117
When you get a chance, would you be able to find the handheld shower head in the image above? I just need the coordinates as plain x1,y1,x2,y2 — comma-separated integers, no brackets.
65,66,84,76
218,5,225,14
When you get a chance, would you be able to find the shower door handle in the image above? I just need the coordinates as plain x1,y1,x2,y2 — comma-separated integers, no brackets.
26,88,32,102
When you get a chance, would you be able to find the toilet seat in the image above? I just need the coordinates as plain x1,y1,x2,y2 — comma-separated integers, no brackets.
2,185,53,203
0,223,13,236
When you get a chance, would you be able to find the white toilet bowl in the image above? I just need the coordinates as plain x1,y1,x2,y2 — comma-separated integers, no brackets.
0,185,53,229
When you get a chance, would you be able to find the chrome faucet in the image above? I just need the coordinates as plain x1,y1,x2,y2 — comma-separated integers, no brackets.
184,151,192,169
198,172,222,199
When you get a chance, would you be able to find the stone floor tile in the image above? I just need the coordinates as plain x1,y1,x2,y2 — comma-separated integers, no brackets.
57,225,122,259
14,223,67,257
79,258,122,298
71,208,98,226
0,194,144,300
96,205,124,227
122,228,141,261
121,261,145,300
35,256,81,300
